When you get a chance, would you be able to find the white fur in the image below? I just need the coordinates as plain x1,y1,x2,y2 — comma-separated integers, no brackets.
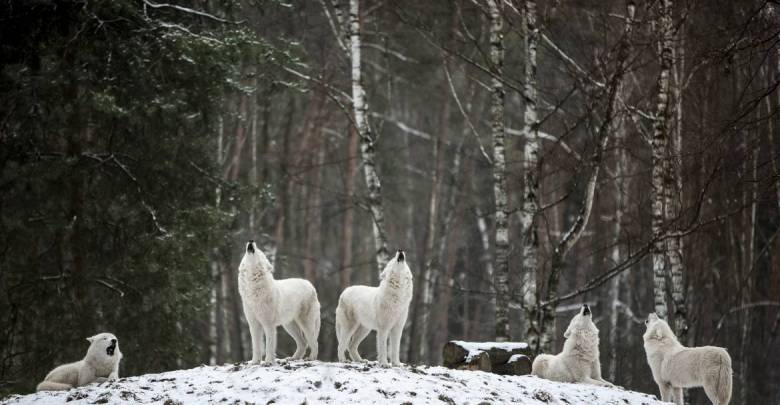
238,241,321,364
532,305,615,387
37,332,122,391
643,313,732,405
335,250,413,367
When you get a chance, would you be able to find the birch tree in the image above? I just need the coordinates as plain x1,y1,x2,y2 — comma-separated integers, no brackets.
668,11,687,340
487,0,511,341
349,0,390,273
519,0,541,351
651,0,674,321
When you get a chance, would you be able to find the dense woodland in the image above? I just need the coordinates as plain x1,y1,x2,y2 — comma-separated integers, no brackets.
1,0,779,403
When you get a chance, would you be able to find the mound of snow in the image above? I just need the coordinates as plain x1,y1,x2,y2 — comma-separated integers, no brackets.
2,361,667,405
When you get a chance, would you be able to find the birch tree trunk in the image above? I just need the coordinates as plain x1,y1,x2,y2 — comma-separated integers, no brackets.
520,0,541,351
651,0,674,321
349,0,390,274
668,14,687,341
487,0,511,342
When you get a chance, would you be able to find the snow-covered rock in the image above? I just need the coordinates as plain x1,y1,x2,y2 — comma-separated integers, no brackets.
2,360,668,405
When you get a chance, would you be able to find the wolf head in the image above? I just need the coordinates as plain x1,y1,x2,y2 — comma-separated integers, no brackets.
86,333,119,358
379,249,410,280
240,240,274,274
563,304,598,339
643,313,677,343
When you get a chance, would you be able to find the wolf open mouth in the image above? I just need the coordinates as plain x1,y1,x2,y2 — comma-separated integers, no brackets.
106,342,116,356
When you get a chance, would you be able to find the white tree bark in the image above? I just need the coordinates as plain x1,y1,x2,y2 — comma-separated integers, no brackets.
520,0,541,351
349,0,390,274
668,14,687,341
652,0,674,321
487,0,510,342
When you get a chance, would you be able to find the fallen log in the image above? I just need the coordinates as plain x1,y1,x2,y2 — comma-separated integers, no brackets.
442,341,533,376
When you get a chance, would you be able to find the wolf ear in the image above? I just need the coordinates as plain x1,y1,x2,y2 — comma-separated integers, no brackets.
86,336,96,343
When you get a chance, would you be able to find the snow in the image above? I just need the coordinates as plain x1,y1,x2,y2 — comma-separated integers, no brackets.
451,340,529,362
2,360,669,405
508,354,527,363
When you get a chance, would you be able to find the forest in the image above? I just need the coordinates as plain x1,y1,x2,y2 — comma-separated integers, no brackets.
1,0,779,404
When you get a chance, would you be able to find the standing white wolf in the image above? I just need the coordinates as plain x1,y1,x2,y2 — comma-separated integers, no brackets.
238,240,321,364
335,250,413,367
643,313,732,405
532,304,615,387
37,332,122,391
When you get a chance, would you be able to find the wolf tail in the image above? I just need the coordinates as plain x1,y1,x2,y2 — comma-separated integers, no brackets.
335,296,349,362
37,381,73,391
531,354,552,378
716,350,732,405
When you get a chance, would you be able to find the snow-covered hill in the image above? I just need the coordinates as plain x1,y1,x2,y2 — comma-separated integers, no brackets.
2,360,668,405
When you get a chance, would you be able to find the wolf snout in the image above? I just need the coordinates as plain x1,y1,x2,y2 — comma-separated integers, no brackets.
397,249,405,262
111,339,117,344
582,304,591,316
246,240,255,253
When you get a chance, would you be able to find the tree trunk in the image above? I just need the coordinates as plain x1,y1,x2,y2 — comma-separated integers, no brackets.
519,0,541,351
487,0,510,342
669,14,687,341
651,0,674,321
349,0,390,275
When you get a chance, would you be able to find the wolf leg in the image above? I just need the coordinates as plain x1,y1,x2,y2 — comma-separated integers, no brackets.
336,307,358,362
262,323,277,365
349,326,371,362
672,387,684,405
389,320,404,366
376,329,390,367
37,381,74,391
244,304,265,364
283,322,306,360
658,383,674,402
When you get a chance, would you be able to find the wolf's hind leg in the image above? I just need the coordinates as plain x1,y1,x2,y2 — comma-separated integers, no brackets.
37,381,74,391
349,326,371,362
283,322,306,360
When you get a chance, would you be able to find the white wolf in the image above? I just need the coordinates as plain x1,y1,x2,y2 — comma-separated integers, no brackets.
643,313,732,405
238,240,320,364
532,304,615,387
36,332,122,391
335,250,413,367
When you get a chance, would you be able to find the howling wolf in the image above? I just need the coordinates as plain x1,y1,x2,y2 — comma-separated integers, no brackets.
335,250,413,367
532,304,615,387
238,240,321,364
643,313,732,405
37,333,122,391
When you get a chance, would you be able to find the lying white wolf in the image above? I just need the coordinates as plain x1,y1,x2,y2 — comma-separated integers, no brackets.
37,332,122,391
336,250,413,367
532,304,615,387
238,240,320,364
643,313,732,405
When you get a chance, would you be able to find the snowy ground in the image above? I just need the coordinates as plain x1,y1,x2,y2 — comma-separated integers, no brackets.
2,360,669,405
